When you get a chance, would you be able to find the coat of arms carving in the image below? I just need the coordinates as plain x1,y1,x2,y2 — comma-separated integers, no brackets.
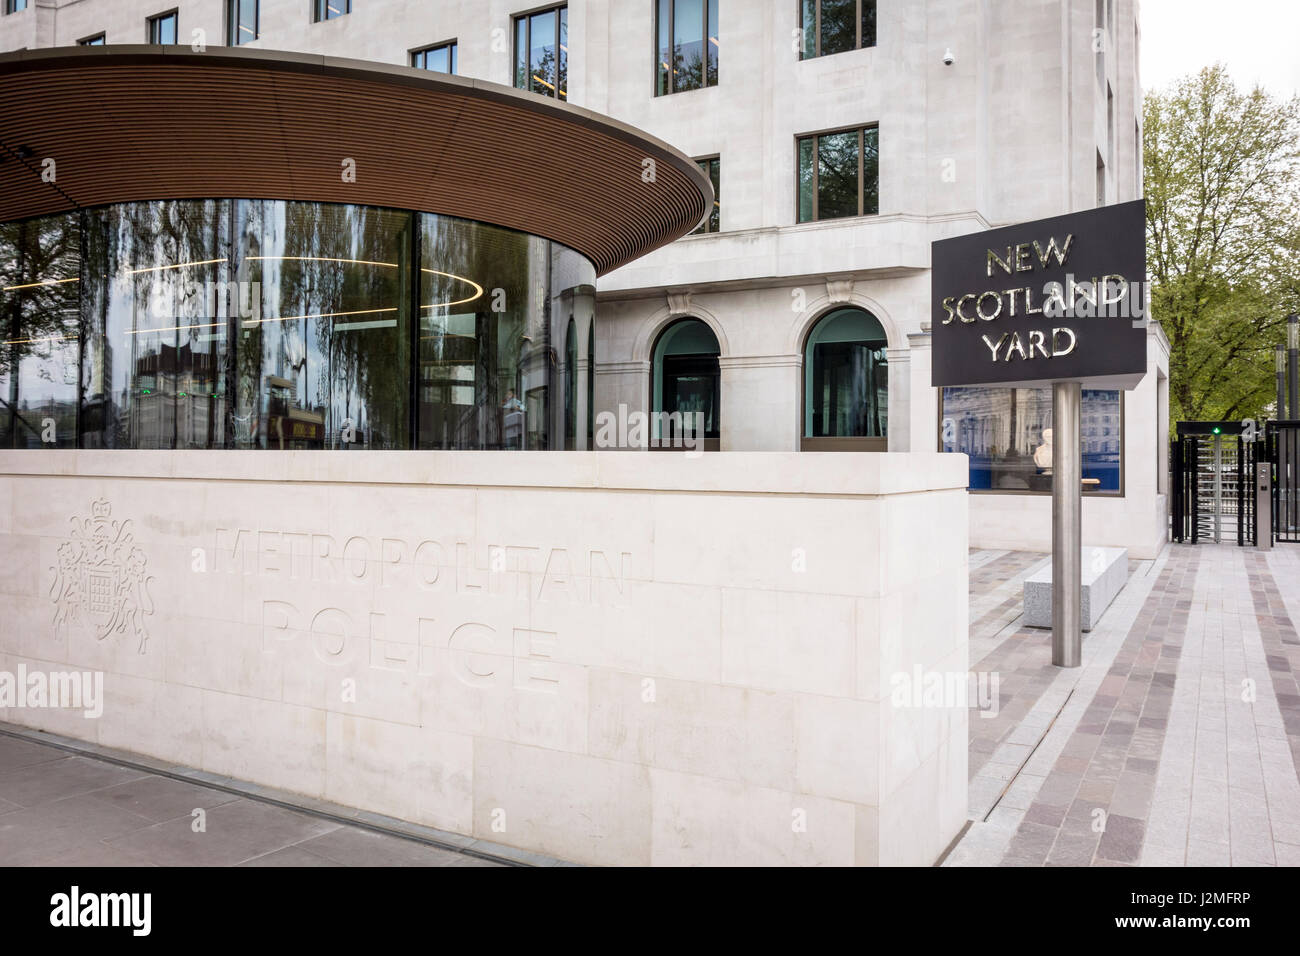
49,497,154,654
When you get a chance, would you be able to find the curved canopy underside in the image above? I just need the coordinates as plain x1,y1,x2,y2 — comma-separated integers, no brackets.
0,46,711,275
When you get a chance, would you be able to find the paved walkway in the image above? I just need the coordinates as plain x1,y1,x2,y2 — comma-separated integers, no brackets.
0,732,506,867
947,542,1300,867
4,541,1297,868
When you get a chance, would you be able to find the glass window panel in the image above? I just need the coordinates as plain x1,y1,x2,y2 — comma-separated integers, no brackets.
0,214,81,448
706,0,718,86
80,201,231,449
691,158,720,235
673,0,705,92
819,0,855,56
817,130,859,220
804,308,888,438
656,0,672,96
514,16,528,88
234,202,410,450
231,0,257,45
862,0,877,47
315,0,349,21
564,318,576,449
862,126,879,215
652,319,719,442
418,214,593,450
940,387,1122,494
529,10,557,97
451,43,458,75
586,318,594,448
707,158,720,231
558,7,568,98
151,13,177,45
801,0,816,58
798,137,815,223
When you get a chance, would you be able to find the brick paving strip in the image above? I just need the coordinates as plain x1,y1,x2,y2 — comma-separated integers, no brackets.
995,547,1200,866
1244,552,1300,774
1138,546,1300,866
945,549,1171,866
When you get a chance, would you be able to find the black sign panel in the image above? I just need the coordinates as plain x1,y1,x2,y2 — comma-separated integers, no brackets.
931,199,1148,390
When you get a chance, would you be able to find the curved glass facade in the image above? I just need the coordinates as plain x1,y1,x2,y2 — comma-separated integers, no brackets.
0,200,595,450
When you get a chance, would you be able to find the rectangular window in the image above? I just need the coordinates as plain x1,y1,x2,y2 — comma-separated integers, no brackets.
796,126,878,222
148,11,178,44
412,41,458,74
691,156,720,234
78,33,105,46
228,0,258,45
800,0,875,59
4,1,28,15
939,387,1123,495
656,0,718,96
513,5,567,99
313,0,350,22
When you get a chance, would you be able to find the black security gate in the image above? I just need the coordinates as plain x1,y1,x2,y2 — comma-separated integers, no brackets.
1171,422,1259,545
1269,421,1300,543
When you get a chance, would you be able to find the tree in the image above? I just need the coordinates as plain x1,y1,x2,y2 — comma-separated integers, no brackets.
1144,64,1300,425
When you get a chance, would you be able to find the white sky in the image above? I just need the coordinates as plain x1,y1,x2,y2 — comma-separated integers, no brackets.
1141,0,1300,99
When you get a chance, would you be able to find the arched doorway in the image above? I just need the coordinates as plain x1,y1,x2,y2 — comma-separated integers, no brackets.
801,306,888,451
652,317,720,451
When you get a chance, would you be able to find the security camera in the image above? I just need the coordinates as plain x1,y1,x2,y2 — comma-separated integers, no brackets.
943,49,955,66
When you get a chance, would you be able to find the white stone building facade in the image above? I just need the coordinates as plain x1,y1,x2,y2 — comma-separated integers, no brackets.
0,0,1167,556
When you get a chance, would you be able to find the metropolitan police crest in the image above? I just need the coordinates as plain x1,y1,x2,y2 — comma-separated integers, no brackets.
49,497,154,654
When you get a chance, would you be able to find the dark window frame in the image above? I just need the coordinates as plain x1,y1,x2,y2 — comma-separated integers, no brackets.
650,317,721,450
147,9,179,44
512,3,569,100
312,0,352,23
799,0,877,60
227,0,259,46
77,33,106,46
691,155,720,234
799,305,889,452
795,124,879,223
654,0,719,97
411,40,459,74
4,0,29,16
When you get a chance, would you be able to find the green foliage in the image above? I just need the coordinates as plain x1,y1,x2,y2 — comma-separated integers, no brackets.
1144,64,1300,426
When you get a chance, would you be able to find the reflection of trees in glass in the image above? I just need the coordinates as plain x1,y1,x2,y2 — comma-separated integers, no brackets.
79,201,226,449
0,213,80,446
241,202,409,449
818,131,859,219
659,0,716,95
819,0,856,56
421,215,537,449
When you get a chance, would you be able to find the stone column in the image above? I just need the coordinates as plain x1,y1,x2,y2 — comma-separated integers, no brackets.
907,327,937,454
886,346,912,452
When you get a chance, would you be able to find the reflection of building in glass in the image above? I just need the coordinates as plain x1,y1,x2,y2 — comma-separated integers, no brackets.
3,200,594,452
941,387,1122,494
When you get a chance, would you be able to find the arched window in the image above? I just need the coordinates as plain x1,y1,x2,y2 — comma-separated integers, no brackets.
802,307,888,451
652,317,720,450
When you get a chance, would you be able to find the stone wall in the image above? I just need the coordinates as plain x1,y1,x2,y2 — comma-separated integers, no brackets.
0,449,969,865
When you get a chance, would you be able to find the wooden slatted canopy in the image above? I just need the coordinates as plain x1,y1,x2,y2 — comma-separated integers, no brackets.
0,46,711,275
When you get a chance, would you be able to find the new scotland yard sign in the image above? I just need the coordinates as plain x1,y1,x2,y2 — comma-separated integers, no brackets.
931,199,1148,390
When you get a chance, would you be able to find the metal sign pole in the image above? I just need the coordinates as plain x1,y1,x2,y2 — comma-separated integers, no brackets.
1052,381,1082,668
